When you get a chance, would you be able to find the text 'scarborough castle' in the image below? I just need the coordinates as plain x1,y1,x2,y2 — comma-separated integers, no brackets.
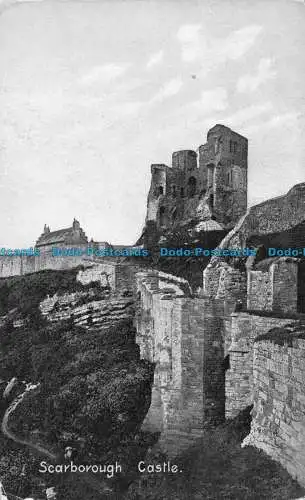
2,124,305,488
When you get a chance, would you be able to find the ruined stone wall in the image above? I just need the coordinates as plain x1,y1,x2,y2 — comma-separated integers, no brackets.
215,265,247,302
203,263,247,306
202,265,222,296
209,183,305,263
272,259,298,314
242,330,305,487
115,264,139,293
246,184,305,234
247,270,273,311
135,271,184,439
247,259,298,314
76,261,139,293
0,253,138,299
146,164,168,225
0,255,34,277
0,250,88,278
0,241,142,289
202,263,239,358
226,313,297,419
135,270,225,455
77,263,117,289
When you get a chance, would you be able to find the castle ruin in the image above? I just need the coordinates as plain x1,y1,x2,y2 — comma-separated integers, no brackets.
146,124,248,232
1,124,305,487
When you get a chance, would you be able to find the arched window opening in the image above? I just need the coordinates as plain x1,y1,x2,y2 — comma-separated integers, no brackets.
207,163,215,189
180,187,184,197
187,177,197,197
159,206,166,227
172,185,177,197
159,186,164,196
209,194,214,209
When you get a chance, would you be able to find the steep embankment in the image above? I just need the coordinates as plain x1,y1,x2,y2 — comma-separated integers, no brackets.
0,268,154,499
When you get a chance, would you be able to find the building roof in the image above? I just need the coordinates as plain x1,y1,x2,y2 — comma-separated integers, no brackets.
207,124,247,141
36,219,88,247
36,228,75,247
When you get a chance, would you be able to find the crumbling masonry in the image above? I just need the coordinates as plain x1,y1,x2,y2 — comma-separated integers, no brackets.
146,124,248,232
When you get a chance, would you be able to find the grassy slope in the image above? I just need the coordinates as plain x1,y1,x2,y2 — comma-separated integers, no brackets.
0,266,88,316
0,269,154,498
126,408,305,500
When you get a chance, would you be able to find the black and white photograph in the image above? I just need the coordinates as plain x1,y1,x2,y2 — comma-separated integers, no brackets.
0,0,304,498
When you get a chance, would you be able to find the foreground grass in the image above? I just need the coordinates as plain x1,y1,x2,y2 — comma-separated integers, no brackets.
126,408,305,500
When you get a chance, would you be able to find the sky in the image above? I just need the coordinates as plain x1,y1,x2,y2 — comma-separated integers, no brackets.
0,0,304,246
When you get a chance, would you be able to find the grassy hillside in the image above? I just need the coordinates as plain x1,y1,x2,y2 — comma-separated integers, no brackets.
0,269,154,498
126,407,305,500
0,268,304,499
0,266,89,317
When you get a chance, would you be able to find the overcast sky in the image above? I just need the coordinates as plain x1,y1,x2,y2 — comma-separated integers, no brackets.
0,0,304,246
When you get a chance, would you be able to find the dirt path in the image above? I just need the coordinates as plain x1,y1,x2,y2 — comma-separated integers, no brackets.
2,384,115,498
2,384,57,461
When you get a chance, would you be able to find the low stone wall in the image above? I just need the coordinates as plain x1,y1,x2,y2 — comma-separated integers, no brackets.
226,313,296,419
247,259,298,314
77,262,139,293
77,263,116,289
203,263,247,306
0,249,89,278
242,325,305,487
0,250,140,292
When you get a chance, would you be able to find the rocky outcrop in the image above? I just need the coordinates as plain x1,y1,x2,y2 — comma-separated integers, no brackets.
39,290,135,329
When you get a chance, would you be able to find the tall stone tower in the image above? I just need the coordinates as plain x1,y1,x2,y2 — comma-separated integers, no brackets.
145,124,248,232
198,124,248,226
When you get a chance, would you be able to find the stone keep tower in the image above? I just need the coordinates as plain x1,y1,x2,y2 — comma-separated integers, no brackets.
198,124,248,226
145,124,248,231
